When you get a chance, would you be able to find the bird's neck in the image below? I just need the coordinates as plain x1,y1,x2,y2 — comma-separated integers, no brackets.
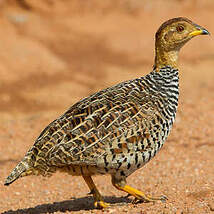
154,47,179,72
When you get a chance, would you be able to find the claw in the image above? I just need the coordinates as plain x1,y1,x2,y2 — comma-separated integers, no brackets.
159,195,168,203
87,189,95,195
125,193,132,198
94,201,110,209
131,197,139,204
131,197,150,204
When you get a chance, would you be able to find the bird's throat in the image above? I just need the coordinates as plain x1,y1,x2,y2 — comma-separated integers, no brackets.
154,48,179,71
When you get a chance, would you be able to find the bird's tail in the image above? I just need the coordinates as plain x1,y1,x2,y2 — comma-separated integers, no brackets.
4,157,32,186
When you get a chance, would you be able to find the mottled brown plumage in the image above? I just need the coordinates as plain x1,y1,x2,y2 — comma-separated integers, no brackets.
5,17,209,208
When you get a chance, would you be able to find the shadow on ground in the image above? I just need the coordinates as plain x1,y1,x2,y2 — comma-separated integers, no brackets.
2,196,131,214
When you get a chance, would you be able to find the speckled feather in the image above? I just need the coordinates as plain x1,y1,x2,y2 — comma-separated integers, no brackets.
11,66,178,181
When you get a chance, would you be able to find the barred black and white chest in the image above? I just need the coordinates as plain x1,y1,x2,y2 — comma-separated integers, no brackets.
97,65,180,178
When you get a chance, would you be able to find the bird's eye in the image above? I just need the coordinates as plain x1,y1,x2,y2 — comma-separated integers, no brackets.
176,25,184,32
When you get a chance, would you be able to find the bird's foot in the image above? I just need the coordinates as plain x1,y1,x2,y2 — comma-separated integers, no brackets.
112,180,167,205
83,175,110,209
94,200,110,209
132,194,167,204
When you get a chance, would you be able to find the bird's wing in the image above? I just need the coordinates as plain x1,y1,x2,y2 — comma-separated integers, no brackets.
34,78,163,167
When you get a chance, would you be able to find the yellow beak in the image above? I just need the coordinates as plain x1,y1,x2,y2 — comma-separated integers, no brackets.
189,28,210,36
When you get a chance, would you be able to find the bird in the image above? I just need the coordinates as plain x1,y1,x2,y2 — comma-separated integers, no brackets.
4,17,209,209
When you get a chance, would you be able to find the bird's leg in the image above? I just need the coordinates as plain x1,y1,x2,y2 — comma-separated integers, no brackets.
82,175,109,209
111,176,167,203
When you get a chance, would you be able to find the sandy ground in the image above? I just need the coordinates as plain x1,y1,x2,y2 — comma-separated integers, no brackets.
0,1,214,213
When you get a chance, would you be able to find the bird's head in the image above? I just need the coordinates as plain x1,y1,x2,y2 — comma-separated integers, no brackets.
155,17,209,70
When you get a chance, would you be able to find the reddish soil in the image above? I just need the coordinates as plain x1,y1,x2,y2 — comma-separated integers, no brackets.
0,1,214,213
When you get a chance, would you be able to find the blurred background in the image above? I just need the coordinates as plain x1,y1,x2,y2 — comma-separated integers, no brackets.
0,1,214,213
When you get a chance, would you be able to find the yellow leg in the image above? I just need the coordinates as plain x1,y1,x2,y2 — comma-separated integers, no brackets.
112,176,167,203
82,175,109,209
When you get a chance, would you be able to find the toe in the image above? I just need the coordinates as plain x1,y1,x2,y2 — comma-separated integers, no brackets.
132,194,168,204
94,201,110,209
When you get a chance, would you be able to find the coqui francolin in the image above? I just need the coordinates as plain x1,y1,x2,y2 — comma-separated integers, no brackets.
5,17,209,208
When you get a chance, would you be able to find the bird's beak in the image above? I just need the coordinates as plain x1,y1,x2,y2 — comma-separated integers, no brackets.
189,27,210,37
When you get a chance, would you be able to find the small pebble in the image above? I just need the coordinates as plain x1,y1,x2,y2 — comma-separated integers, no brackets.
15,192,20,195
